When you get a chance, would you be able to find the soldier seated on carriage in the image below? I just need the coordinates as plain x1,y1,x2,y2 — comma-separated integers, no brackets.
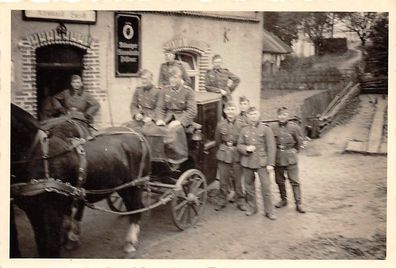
153,65,197,166
51,74,100,123
127,69,160,131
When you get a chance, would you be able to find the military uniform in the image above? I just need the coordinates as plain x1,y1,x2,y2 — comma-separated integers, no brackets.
204,67,240,101
271,121,305,208
52,88,100,122
130,84,160,121
237,123,276,215
158,61,192,88
157,84,197,127
215,118,245,208
156,84,197,164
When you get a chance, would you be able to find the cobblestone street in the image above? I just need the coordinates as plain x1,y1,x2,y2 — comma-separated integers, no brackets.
14,94,387,259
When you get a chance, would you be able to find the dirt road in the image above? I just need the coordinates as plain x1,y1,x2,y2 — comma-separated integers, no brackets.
14,95,386,259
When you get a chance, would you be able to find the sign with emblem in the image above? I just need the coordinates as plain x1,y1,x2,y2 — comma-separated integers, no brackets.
115,13,141,77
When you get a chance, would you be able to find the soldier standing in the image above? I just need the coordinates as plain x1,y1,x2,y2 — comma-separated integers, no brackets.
205,54,240,102
237,107,277,220
236,96,250,127
52,74,100,123
271,107,306,213
158,49,191,88
130,69,160,126
156,66,197,164
214,102,247,211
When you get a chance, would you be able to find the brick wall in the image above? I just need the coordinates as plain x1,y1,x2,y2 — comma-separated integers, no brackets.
12,29,104,126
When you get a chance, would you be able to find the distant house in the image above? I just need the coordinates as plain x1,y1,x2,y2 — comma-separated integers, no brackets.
262,30,293,76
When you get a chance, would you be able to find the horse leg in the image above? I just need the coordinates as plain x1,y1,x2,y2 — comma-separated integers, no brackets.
64,202,84,250
10,203,21,258
119,187,143,253
25,204,64,257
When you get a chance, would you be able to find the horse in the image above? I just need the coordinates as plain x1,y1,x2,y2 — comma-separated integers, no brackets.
11,104,151,257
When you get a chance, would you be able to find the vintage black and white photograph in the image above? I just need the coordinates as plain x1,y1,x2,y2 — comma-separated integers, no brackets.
8,8,390,260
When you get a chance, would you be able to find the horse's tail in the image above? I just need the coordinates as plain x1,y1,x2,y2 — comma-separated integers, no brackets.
121,136,150,181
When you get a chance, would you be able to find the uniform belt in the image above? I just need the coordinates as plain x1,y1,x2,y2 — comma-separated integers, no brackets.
277,144,295,150
223,141,236,147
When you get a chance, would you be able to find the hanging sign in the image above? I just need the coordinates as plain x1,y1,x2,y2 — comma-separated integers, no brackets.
115,13,141,77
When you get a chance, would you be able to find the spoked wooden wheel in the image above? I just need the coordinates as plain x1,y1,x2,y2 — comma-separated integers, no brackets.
171,169,207,230
106,192,127,212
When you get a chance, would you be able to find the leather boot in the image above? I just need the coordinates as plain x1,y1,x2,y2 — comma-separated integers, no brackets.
292,186,306,213
275,199,288,208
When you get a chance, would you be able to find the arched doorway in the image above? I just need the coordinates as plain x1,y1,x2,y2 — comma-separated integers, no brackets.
36,45,85,120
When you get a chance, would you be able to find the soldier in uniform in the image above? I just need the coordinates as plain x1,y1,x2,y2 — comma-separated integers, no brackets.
156,66,197,164
236,96,250,128
271,107,306,213
205,54,240,102
52,74,100,123
237,107,277,220
129,69,160,127
214,102,247,211
158,48,192,88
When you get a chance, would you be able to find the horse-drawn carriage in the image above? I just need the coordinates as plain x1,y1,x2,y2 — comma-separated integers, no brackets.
10,91,221,257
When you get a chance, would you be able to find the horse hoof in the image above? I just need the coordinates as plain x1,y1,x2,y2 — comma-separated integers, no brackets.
123,241,137,253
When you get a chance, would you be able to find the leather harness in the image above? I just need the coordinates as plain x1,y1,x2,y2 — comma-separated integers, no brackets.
11,127,149,202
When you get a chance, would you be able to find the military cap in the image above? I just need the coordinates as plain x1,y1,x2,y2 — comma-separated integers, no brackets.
239,95,250,103
70,74,82,82
164,48,175,54
247,106,259,113
224,101,237,109
212,54,222,61
277,106,289,115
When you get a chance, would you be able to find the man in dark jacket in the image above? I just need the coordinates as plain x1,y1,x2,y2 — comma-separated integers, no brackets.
271,107,306,213
52,74,100,123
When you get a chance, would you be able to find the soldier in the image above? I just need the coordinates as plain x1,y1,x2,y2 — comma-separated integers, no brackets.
271,107,306,213
156,66,197,164
205,54,240,102
214,102,247,211
236,96,250,128
130,69,160,126
237,107,277,220
158,48,191,88
52,74,100,123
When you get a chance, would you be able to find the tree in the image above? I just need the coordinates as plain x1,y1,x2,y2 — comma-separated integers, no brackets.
299,12,335,55
337,12,378,46
263,12,302,46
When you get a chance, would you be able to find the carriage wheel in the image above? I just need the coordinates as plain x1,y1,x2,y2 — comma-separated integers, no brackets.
106,192,127,212
171,169,207,230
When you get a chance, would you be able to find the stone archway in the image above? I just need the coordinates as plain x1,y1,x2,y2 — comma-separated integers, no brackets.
14,28,104,119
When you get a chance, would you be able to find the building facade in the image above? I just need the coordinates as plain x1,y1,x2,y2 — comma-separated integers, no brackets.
11,11,264,127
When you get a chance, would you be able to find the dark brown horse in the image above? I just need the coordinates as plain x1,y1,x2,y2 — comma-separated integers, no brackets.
11,104,150,257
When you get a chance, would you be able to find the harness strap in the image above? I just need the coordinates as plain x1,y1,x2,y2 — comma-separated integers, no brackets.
11,178,85,199
39,130,50,179
70,138,87,188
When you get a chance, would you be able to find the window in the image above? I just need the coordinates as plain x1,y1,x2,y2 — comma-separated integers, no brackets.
175,51,200,90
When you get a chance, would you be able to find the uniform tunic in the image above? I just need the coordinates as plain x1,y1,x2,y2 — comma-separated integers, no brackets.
235,111,249,129
205,67,240,101
237,122,276,214
157,84,197,127
158,61,192,88
130,84,160,120
52,89,100,120
270,121,305,204
215,118,245,205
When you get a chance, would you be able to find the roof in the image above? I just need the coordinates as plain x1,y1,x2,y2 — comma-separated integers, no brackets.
263,30,293,54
